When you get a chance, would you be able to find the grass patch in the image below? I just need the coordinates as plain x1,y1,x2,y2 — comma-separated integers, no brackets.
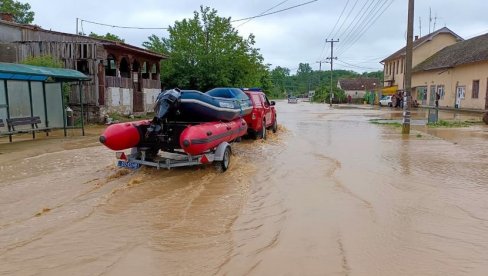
107,112,154,123
427,120,471,128
369,119,402,128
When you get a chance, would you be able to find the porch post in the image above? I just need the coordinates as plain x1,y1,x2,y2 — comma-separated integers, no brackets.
27,81,35,139
4,80,11,142
42,82,49,136
60,82,67,137
79,81,85,136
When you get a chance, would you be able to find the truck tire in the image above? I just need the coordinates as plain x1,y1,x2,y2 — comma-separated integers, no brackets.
259,119,267,140
271,118,278,133
214,146,231,172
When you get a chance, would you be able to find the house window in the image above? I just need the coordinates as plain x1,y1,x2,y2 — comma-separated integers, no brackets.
76,60,89,74
437,85,445,100
472,80,479,98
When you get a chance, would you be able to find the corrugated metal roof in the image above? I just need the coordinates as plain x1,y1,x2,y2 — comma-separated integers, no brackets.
0,62,91,81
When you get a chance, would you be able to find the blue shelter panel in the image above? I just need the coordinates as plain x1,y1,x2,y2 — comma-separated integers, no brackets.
31,82,46,128
45,83,63,128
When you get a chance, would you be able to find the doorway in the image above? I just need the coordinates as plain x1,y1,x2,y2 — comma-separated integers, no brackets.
456,86,465,108
485,78,488,109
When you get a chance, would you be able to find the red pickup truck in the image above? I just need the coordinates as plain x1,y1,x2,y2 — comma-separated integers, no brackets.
242,88,277,139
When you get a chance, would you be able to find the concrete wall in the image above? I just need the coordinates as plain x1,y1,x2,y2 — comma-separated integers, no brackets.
103,87,133,115
143,88,160,113
413,61,488,110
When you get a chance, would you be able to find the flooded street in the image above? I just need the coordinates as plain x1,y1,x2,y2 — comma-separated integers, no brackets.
1,102,488,275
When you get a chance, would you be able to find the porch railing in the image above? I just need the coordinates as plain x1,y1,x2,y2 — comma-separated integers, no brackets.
142,78,161,89
105,76,131,89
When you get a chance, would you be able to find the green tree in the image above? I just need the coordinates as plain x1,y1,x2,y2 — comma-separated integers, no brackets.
143,34,167,53
143,6,268,91
88,32,125,42
22,55,63,68
269,66,290,97
0,0,34,24
21,55,71,102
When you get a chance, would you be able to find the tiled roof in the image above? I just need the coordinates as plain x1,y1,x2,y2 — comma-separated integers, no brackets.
381,27,463,62
338,77,380,90
413,33,488,72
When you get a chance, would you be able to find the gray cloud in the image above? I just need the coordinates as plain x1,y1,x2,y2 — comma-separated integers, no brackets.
27,0,488,73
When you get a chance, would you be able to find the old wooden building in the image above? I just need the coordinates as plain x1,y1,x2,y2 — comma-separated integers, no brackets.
0,15,167,122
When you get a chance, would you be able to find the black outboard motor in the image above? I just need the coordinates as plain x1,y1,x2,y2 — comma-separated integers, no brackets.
139,88,183,153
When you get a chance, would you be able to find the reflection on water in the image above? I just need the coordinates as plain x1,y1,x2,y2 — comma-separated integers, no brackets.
1,102,488,275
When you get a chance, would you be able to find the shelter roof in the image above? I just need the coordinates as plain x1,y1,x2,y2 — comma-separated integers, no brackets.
0,62,91,82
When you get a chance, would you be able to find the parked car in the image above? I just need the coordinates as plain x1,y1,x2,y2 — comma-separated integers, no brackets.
379,95,393,107
242,88,277,139
288,96,298,104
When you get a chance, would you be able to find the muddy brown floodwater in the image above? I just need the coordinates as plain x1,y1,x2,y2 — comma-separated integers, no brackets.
1,102,488,275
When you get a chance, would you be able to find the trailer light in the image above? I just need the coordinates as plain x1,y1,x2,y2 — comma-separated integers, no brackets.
116,152,127,160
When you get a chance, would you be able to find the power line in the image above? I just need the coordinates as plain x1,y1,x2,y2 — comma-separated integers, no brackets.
336,0,377,45
231,0,319,22
236,0,289,28
335,0,383,52
335,0,384,53
80,18,169,30
319,0,350,59
336,59,381,70
336,0,394,56
330,0,361,40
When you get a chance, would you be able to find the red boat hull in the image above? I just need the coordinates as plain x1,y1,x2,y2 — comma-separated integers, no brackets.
180,118,247,155
99,120,150,151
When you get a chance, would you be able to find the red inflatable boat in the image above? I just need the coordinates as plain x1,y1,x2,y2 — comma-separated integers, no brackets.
99,120,150,151
179,118,247,155
100,118,246,155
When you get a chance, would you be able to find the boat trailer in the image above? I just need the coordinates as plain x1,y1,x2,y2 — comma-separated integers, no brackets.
115,141,232,172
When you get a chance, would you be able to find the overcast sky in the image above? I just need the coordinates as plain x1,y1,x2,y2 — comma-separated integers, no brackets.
26,0,488,74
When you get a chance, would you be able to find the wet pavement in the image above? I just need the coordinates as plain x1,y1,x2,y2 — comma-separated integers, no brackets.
1,102,488,275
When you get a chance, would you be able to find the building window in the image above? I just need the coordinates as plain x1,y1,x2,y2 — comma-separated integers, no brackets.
396,60,399,75
472,80,479,98
437,85,445,100
400,59,404,74
76,60,89,74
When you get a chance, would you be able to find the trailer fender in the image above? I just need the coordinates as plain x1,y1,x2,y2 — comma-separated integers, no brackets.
214,142,231,161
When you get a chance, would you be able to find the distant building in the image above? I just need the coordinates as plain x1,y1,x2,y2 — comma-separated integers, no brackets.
413,33,488,110
0,15,167,121
381,27,463,96
337,77,380,99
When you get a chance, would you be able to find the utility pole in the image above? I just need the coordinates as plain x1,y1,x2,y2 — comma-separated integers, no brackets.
403,0,414,134
326,39,339,107
76,18,79,35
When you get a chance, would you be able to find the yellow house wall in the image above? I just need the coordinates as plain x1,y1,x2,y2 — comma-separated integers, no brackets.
384,33,459,92
413,61,488,110
412,33,459,67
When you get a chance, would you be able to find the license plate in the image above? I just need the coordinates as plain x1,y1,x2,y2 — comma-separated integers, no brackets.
117,160,141,169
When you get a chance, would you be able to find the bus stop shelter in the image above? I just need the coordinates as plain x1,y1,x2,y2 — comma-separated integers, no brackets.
0,62,90,141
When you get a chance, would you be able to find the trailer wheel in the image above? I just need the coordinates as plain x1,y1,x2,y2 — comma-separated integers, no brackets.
215,146,231,172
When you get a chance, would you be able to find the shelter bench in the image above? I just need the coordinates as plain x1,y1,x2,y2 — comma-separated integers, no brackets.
5,116,51,142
